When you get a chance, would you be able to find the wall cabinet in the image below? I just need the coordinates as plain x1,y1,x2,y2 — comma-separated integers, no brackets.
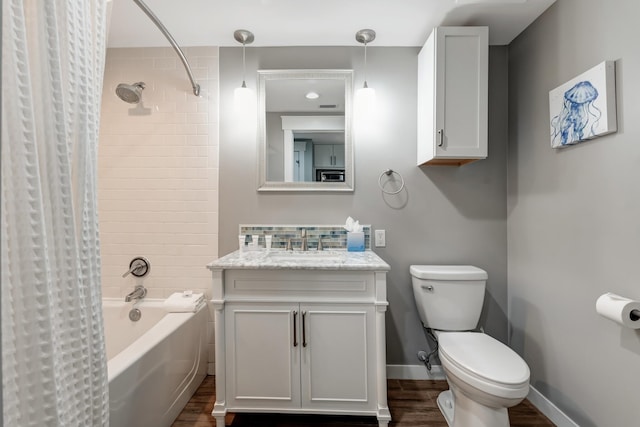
417,26,488,166
314,144,344,168
209,268,390,426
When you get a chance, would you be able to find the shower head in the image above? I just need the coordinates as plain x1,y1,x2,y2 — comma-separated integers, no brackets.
115,82,145,104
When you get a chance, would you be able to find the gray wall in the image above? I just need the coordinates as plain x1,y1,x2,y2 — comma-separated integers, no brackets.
219,46,509,365
507,0,640,425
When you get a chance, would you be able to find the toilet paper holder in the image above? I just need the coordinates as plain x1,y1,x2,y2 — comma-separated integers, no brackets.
596,293,640,329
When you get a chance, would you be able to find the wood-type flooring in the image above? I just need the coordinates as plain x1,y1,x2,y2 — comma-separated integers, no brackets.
171,376,555,427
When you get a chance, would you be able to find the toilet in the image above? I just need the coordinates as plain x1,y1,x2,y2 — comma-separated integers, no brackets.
410,265,530,427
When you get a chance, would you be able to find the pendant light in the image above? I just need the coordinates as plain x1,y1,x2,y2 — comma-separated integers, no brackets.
355,29,376,100
355,29,376,123
233,29,254,110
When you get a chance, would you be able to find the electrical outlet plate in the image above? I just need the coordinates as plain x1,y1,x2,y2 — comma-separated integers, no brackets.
374,229,386,247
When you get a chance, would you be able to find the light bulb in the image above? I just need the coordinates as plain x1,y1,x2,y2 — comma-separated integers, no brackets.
234,84,253,113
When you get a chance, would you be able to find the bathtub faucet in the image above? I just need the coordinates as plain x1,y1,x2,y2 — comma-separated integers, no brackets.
125,285,147,302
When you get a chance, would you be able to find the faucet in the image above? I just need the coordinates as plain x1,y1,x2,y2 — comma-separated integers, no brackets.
300,228,308,251
125,285,147,302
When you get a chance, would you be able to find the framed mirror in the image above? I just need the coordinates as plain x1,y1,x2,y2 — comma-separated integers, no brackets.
257,69,354,192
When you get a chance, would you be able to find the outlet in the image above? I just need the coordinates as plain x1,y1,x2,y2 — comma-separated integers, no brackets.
374,229,386,247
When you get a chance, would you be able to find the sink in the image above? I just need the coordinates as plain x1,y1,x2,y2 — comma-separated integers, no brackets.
267,251,344,263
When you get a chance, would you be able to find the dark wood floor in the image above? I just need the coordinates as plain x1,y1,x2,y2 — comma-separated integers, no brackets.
171,376,555,427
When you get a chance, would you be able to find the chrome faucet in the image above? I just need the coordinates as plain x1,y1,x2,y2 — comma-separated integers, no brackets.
125,285,147,302
300,228,308,251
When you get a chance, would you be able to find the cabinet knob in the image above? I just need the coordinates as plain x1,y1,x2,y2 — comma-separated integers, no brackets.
437,129,444,147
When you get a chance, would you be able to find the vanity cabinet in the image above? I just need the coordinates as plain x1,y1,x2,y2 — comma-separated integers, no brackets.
417,26,488,166
208,264,391,427
313,144,344,168
225,302,374,411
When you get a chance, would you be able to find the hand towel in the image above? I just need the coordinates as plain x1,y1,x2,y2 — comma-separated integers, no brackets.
163,291,205,313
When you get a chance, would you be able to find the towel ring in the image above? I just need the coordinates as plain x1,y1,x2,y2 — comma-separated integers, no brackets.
378,169,405,195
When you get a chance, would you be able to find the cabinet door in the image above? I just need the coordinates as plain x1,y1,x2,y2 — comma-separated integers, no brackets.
225,303,301,409
332,144,345,167
418,26,488,165
313,144,333,167
436,26,488,159
299,304,375,411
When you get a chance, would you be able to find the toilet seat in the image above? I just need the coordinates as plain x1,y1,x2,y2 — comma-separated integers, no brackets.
438,332,530,400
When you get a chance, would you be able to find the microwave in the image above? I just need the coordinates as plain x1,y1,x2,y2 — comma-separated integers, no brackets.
317,169,345,182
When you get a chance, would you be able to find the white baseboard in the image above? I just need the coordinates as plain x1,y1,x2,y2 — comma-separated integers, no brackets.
527,385,579,427
387,364,446,380
387,365,579,427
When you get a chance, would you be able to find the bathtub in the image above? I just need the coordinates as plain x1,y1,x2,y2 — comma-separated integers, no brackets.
103,298,207,427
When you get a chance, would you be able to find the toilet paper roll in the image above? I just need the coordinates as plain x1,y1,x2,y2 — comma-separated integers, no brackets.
596,292,640,329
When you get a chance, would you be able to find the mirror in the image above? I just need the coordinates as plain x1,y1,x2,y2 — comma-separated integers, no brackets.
257,70,354,192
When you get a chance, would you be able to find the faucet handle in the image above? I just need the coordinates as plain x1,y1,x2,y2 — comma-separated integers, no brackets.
122,257,150,278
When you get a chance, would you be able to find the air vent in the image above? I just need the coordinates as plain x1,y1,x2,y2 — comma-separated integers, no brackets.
319,104,337,109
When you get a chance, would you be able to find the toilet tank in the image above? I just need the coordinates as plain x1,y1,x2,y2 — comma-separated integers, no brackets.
410,265,488,331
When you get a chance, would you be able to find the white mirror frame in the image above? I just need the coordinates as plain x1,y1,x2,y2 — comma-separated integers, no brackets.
257,69,354,192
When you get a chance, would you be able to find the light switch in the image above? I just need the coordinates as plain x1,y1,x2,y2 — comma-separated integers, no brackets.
375,229,386,247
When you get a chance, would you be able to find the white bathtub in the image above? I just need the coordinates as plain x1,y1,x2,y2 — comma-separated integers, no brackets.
103,299,207,427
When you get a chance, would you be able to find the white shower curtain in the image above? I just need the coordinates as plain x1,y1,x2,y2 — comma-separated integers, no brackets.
2,0,109,426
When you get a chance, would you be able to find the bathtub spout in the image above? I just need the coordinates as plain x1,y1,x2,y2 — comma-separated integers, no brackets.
125,285,147,302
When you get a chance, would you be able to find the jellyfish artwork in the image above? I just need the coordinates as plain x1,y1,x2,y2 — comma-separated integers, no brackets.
551,81,602,146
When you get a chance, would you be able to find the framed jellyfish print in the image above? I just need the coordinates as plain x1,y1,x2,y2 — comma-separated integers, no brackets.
549,61,617,148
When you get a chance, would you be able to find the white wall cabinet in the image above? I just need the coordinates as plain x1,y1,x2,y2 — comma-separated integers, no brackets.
417,26,488,166
210,268,390,426
314,144,344,168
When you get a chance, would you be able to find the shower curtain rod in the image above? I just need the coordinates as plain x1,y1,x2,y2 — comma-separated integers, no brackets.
133,0,200,96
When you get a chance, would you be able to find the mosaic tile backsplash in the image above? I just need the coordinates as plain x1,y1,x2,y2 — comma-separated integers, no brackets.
239,225,371,251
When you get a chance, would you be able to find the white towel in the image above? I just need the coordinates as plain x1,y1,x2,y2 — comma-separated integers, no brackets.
163,291,205,312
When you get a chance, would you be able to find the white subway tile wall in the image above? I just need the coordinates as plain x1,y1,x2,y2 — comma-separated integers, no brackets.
99,47,219,372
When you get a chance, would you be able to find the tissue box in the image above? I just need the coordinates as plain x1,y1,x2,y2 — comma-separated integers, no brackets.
347,232,365,252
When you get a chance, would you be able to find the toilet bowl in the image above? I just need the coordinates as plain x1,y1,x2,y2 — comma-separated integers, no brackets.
436,331,530,426
410,265,530,427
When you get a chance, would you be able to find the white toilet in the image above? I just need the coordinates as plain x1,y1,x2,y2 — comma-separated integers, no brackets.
410,265,530,427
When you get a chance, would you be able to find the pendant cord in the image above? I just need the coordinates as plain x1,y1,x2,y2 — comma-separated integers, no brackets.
242,43,247,87
364,42,368,86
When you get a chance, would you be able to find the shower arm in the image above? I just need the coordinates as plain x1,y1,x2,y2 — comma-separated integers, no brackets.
133,0,200,96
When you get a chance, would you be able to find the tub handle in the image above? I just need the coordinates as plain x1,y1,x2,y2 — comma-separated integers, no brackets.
292,310,298,347
122,256,150,278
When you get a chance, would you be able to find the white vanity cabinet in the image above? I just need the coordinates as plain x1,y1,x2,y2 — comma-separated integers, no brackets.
208,260,390,427
417,26,488,166
225,302,375,411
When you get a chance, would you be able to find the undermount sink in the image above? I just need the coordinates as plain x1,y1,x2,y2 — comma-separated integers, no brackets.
267,251,345,263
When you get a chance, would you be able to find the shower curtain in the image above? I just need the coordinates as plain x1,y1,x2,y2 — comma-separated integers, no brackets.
2,0,109,425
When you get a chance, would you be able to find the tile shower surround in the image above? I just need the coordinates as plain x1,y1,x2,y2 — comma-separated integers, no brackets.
240,225,371,250
99,46,219,373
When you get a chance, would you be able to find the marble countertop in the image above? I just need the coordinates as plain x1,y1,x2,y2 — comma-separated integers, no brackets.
207,249,390,271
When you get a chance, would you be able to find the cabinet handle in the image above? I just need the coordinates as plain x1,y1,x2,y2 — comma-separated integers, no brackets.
293,310,298,347
302,311,307,347
437,129,444,147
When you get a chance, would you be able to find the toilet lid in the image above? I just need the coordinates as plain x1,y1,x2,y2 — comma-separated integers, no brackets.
409,265,488,281
438,332,530,386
